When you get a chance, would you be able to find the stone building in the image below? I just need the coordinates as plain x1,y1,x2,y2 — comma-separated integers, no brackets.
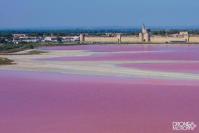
80,34,85,43
116,33,122,43
179,32,190,42
139,24,151,42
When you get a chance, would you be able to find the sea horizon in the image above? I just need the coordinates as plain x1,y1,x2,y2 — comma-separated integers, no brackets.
1,25,199,35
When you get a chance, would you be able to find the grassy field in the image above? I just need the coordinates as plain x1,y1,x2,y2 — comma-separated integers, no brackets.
24,50,47,55
0,57,14,65
0,42,81,54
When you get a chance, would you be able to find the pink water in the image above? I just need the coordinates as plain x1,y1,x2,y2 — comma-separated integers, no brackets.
40,45,160,52
121,63,199,73
1,71,199,133
45,51,199,61
1,45,199,133
40,44,199,52
42,45,199,61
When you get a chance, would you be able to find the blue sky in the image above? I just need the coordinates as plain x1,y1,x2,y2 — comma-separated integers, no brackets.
0,0,198,29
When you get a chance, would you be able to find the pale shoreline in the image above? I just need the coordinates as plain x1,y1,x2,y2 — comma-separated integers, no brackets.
1,44,199,80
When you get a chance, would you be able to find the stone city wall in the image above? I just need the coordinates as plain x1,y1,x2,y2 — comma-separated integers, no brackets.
84,35,199,43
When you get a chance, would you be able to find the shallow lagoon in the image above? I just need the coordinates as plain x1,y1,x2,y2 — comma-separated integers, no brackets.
1,44,199,133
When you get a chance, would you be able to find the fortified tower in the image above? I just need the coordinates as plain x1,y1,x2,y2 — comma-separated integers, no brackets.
80,34,85,43
116,33,122,44
139,24,151,42
179,32,190,43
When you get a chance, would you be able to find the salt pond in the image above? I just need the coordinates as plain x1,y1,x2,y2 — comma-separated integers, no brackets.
1,44,199,133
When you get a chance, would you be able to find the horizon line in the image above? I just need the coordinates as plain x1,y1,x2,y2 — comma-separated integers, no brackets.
1,25,199,31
